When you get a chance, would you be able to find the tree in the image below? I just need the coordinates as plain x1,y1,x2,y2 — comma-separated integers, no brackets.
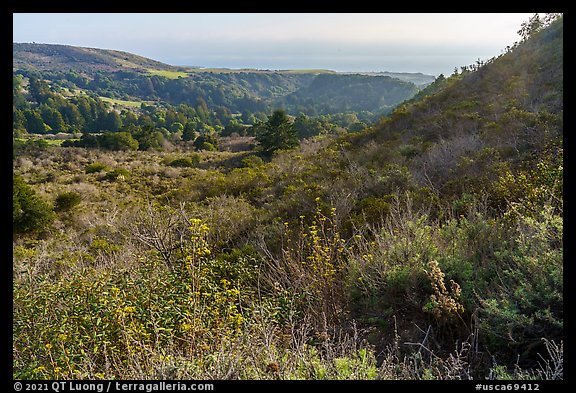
40,105,65,133
99,131,139,151
517,13,561,41
256,109,298,154
518,14,542,41
193,133,219,151
28,77,52,104
131,125,164,151
13,109,27,132
196,97,210,122
101,111,123,132
182,121,198,141
222,120,248,137
170,121,184,134
23,109,50,134
121,110,138,127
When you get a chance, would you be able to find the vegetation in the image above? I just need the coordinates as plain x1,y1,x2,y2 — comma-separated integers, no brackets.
279,73,419,115
255,109,299,154
14,43,426,138
13,175,55,234
54,191,81,211
12,15,563,381
145,69,189,79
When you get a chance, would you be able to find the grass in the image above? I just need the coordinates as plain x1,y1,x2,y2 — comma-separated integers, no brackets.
99,96,154,108
186,68,254,74
185,68,337,74
57,87,150,109
14,137,78,146
146,69,189,79
281,69,337,74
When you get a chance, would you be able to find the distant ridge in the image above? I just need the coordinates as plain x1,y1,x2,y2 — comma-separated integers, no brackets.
13,42,180,73
13,42,436,84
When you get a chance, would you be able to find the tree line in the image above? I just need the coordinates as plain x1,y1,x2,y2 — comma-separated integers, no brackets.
13,74,375,153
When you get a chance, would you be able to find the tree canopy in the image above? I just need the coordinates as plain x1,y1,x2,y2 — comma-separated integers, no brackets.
256,109,298,154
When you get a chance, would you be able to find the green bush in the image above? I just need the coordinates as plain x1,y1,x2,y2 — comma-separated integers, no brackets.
103,168,130,182
478,205,563,362
54,191,81,211
199,142,216,151
193,134,219,151
85,162,109,174
100,132,139,151
240,155,264,168
13,175,55,234
168,155,199,168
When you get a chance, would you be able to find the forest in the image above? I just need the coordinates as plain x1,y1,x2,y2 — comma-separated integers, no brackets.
13,14,562,381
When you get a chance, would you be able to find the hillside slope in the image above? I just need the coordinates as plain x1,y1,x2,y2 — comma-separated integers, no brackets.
351,15,563,197
13,42,179,73
279,73,419,115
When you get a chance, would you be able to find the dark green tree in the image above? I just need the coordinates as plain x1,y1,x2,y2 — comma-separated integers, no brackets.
99,132,139,151
101,111,123,132
193,133,219,151
131,125,164,151
13,109,27,133
28,77,52,104
256,109,298,153
40,105,66,133
23,109,49,134
182,121,197,141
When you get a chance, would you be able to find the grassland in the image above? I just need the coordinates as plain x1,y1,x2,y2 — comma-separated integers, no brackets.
280,69,337,74
99,96,155,108
184,67,337,75
14,137,79,146
146,69,190,79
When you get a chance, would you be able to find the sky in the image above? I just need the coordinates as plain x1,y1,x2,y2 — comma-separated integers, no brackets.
13,13,535,76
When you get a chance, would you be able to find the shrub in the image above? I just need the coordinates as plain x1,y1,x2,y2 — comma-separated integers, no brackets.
85,162,108,174
13,174,55,234
240,155,264,168
54,191,81,212
266,198,346,327
197,195,259,246
478,204,563,364
100,131,139,151
399,144,421,160
193,134,219,151
168,155,199,168
103,168,130,182
200,142,216,151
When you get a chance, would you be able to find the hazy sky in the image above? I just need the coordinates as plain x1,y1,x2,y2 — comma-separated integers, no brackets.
13,13,534,76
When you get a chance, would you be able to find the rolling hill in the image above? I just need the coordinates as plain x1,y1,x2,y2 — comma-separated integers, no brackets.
13,42,179,73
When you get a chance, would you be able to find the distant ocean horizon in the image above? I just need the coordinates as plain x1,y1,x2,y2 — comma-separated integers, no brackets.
162,54,493,77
